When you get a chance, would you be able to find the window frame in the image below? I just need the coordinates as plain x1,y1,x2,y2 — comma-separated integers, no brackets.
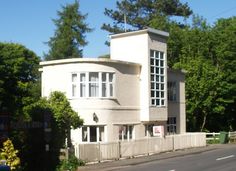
150,50,166,107
71,72,115,99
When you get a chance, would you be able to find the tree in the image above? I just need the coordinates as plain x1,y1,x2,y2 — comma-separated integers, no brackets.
45,1,92,60
102,0,192,34
0,43,40,118
23,91,83,171
0,139,20,170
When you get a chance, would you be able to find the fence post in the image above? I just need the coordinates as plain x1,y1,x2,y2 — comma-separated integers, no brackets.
118,141,121,159
98,142,101,163
172,135,175,151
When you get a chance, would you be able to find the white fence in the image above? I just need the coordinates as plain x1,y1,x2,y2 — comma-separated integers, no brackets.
206,132,220,141
74,133,206,163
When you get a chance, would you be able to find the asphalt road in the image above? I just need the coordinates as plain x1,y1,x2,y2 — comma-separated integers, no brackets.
117,144,236,171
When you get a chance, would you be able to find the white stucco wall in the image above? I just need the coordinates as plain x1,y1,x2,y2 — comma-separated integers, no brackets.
40,58,141,143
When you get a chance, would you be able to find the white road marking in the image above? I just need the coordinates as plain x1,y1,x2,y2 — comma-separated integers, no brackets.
216,155,235,161
169,170,175,171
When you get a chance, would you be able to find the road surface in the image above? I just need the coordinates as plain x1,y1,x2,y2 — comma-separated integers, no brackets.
118,144,236,171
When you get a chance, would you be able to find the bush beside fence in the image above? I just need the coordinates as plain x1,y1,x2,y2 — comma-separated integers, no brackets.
74,133,206,163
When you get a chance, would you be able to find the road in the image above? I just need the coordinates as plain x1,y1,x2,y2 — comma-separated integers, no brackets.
117,144,236,171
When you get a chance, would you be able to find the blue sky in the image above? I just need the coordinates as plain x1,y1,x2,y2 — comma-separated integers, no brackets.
0,0,235,59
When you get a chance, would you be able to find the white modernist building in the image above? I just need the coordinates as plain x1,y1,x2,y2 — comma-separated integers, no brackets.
39,28,186,144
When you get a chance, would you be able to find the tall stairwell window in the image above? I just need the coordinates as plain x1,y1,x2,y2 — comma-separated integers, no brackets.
150,50,166,106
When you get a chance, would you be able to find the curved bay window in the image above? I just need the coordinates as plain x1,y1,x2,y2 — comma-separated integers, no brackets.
71,72,115,98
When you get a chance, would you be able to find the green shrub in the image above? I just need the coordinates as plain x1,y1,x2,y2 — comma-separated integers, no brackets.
56,155,85,171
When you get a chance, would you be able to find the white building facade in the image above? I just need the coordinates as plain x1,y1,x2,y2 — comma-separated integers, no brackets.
39,28,186,144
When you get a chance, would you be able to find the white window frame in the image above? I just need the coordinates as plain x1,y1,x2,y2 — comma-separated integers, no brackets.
71,72,115,99
118,125,134,141
150,50,166,107
81,125,105,143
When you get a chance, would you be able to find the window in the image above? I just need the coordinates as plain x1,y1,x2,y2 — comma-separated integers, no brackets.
168,82,177,102
82,126,105,142
150,50,166,106
167,117,177,134
118,125,133,141
71,72,114,98
89,73,99,97
72,74,77,97
145,124,154,137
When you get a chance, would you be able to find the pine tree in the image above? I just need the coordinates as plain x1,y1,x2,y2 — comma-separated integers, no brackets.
45,1,92,60
101,0,192,34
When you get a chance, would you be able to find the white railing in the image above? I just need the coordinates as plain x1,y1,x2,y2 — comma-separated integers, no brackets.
206,132,220,141
75,133,206,163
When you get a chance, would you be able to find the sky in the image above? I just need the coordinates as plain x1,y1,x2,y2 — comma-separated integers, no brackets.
0,0,235,59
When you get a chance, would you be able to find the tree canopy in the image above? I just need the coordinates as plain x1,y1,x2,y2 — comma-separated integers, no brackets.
0,42,40,118
45,1,92,60
102,0,192,33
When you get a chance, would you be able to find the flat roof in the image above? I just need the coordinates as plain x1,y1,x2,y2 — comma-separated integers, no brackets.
110,27,169,39
39,58,141,67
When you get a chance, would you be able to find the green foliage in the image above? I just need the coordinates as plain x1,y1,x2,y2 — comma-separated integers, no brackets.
0,139,20,170
48,91,84,130
102,0,192,34
45,1,92,60
0,43,40,116
56,155,85,171
22,91,83,170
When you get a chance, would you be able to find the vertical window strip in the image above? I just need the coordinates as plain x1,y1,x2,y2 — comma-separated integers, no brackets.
150,50,166,106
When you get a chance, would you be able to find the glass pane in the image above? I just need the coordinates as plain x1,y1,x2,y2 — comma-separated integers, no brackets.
151,99,155,105
160,60,164,67
156,91,159,97
150,50,155,57
89,83,99,97
90,126,97,142
82,127,87,142
156,83,159,90
161,91,164,98
151,66,154,73
151,74,154,81
80,83,86,97
156,60,159,67
80,73,86,82
119,126,123,140
102,73,106,82
156,99,160,106
161,99,165,106
99,127,104,142
129,126,133,139
161,76,164,83
72,74,77,82
72,84,76,97
150,58,154,65
151,90,155,97
160,52,164,59
161,84,164,90
156,75,159,82
109,83,113,96
102,83,107,97
89,72,98,81
109,73,113,82
151,82,154,89
160,68,164,74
